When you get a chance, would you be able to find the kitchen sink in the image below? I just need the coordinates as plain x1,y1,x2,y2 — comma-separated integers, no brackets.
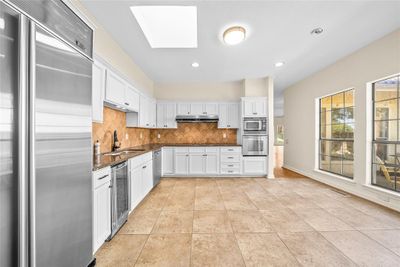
104,149,145,156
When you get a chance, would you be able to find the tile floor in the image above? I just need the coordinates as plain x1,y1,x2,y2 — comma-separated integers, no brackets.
95,177,400,267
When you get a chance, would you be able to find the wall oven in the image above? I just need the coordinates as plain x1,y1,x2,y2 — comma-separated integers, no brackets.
242,135,268,156
243,117,267,135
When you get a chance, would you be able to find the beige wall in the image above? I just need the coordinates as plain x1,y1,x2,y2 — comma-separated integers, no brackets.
243,78,268,96
284,29,400,211
154,81,244,101
68,0,154,96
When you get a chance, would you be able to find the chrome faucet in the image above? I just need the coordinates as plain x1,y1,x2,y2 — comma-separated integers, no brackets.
112,130,121,151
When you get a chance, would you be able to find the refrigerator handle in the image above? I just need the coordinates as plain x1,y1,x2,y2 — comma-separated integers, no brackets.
28,22,37,267
18,15,29,267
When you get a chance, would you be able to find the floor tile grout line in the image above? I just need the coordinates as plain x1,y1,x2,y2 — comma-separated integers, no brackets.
354,229,400,259
315,230,361,266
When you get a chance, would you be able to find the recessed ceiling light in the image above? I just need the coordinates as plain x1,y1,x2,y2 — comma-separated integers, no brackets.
311,27,323,35
192,62,199,68
223,26,246,45
275,61,285,67
130,6,197,48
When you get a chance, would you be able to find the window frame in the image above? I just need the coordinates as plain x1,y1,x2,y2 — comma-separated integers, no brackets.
318,88,355,179
371,74,400,192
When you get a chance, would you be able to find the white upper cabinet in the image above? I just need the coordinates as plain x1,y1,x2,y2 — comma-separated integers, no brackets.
139,95,150,128
92,60,106,123
125,86,139,112
150,99,157,128
242,97,267,117
190,103,204,115
157,102,177,128
177,103,191,115
218,103,239,128
176,102,219,116
105,69,125,106
204,103,218,115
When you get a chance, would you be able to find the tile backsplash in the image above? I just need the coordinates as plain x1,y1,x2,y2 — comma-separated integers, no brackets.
92,107,151,153
150,123,237,144
92,107,238,153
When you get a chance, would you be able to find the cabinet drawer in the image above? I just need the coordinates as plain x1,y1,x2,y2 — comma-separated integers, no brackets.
221,154,241,162
221,162,240,169
129,152,152,168
205,147,219,153
221,168,241,175
93,167,111,188
189,147,205,153
220,147,241,153
175,147,189,153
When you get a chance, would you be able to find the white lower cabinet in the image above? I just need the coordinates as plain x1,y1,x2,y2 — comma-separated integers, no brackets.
189,153,204,174
162,147,175,175
170,147,220,176
205,152,219,174
243,156,267,175
175,150,189,175
93,167,111,254
129,152,153,211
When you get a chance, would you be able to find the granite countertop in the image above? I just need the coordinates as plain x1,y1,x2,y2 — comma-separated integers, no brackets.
93,143,241,171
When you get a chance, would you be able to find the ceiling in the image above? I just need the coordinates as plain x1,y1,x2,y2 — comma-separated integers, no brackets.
81,0,400,116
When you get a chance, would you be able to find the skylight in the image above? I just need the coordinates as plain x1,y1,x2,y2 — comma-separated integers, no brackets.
130,6,197,48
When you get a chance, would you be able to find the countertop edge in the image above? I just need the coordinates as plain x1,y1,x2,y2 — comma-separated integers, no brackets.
93,143,241,171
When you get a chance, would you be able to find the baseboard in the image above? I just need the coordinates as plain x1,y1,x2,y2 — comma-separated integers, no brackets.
283,164,400,212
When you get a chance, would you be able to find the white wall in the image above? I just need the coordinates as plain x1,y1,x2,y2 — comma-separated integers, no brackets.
284,29,400,211
67,0,154,96
154,81,243,101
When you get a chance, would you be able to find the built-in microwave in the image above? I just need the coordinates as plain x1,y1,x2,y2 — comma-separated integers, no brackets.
243,117,267,135
242,135,268,156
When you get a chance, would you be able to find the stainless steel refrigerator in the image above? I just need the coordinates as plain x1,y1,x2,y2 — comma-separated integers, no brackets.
1,0,93,266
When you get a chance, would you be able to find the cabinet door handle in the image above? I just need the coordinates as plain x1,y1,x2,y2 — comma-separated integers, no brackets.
125,102,129,106
142,165,147,169
228,165,234,167
98,174,109,180
228,157,234,159
228,149,234,151
203,154,207,157
227,125,230,127
228,170,233,173
186,154,189,157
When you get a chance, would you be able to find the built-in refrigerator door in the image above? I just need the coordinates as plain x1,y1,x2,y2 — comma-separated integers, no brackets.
31,24,93,267
0,3,21,266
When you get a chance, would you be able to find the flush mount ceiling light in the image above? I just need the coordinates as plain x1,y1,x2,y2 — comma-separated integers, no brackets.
223,26,246,45
311,27,324,35
130,6,197,48
191,62,199,68
275,61,285,67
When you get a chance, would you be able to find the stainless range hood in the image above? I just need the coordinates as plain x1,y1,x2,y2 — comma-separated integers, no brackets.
176,114,219,123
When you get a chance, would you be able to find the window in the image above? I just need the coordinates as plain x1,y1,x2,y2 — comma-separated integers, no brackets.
319,89,354,178
372,75,400,192
275,124,284,145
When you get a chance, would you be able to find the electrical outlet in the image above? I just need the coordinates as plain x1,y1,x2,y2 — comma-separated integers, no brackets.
125,133,129,140
223,133,227,139
140,132,143,139
157,133,161,139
